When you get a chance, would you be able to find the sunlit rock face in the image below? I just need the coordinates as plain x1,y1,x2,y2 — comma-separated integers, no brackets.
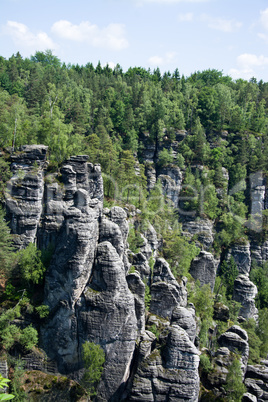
189,251,219,291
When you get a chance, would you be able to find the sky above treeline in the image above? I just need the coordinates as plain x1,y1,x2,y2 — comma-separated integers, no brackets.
1,0,268,81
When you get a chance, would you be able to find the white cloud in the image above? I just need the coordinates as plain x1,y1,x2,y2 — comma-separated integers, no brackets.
237,53,268,69
51,20,128,51
201,14,242,32
148,51,176,66
178,13,194,22
229,53,268,80
258,9,268,42
260,8,268,30
2,21,57,51
148,55,164,66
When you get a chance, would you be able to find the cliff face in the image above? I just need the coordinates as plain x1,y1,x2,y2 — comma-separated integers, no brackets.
4,144,268,401
5,145,200,401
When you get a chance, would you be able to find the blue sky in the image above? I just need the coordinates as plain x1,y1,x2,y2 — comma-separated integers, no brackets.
1,0,268,81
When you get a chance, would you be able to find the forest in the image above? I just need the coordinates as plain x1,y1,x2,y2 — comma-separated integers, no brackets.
0,49,268,401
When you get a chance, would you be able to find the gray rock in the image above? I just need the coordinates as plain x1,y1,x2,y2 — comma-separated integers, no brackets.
143,223,159,255
233,274,258,320
218,325,249,374
145,163,157,192
228,242,251,275
213,302,229,322
244,363,268,401
108,206,129,246
150,258,187,320
242,392,257,402
189,251,219,291
127,272,146,333
6,147,48,248
182,219,214,250
79,241,138,401
171,306,196,342
99,217,125,259
157,166,182,207
130,252,151,281
130,325,200,401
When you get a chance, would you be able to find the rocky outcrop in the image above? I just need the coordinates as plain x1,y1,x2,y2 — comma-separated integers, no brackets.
182,219,214,251
5,145,48,248
233,274,258,320
79,241,138,401
218,325,249,375
150,258,187,320
130,325,200,401
157,165,182,207
251,240,268,267
228,242,251,275
171,305,196,343
245,363,268,401
189,251,219,291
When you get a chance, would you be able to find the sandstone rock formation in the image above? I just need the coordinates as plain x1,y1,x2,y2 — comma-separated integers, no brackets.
130,325,200,401
233,274,258,320
189,251,219,291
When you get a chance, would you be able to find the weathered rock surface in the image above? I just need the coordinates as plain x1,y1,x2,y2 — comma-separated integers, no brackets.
245,364,268,401
189,251,219,291
182,219,214,251
6,145,48,248
150,258,187,320
171,305,196,342
217,325,249,375
79,241,138,401
157,165,182,207
233,274,258,320
127,272,146,333
228,242,251,275
129,325,200,401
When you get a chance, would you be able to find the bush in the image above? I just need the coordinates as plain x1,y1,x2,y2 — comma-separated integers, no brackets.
81,341,105,398
158,148,174,167
224,357,246,402
17,243,46,288
35,305,50,319
19,325,38,351
199,354,213,373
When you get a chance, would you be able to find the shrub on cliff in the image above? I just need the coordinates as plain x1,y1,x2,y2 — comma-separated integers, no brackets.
81,341,105,398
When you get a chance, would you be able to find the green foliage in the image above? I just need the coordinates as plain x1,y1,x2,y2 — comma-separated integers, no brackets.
0,156,12,200
257,308,268,357
35,304,50,319
148,324,160,340
223,357,246,402
219,256,238,297
158,148,174,167
188,282,214,347
250,261,268,309
128,225,144,253
144,283,151,310
17,243,46,288
9,360,27,401
241,318,262,364
0,299,38,351
19,325,38,351
199,354,213,374
81,341,105,398
0,374,14,400
163,228,200,277
0,206,15,275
